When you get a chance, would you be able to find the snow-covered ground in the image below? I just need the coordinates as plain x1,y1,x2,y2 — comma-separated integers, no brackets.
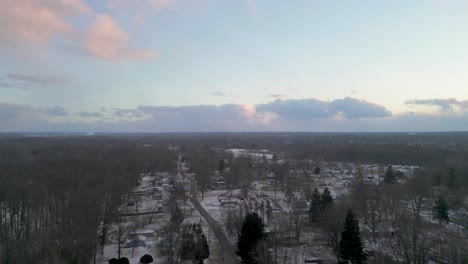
226,148,274,160
95,169,227,264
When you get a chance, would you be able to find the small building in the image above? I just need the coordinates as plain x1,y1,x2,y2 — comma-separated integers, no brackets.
124,239,146,248
131,229,155,238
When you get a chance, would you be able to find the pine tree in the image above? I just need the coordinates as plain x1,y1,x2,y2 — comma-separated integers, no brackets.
171,205,184,229
179,229,196,261
117,257,129,264
384,166,396,184
433,195,449,224
339,209,366,264
321,187,333,209
314,166,321,175
309,188,323,222
218,159,226,173
237,212,265,264
195,233,210,264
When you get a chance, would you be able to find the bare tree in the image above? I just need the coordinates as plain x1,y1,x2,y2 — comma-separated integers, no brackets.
158,223,182,264
144,199,160,224
406,169,430,218
388,212,433,264
115,216,135,259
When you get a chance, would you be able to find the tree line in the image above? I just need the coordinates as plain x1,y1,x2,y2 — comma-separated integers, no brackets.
0,137,177,263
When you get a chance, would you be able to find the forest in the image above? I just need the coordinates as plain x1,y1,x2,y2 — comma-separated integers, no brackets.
1,132,467,263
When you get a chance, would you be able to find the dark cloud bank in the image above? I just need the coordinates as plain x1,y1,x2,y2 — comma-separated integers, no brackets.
1,97,468,132
0,73,71,90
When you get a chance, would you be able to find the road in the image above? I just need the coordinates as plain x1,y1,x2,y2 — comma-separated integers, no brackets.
190,184,239,264
118,211,163,217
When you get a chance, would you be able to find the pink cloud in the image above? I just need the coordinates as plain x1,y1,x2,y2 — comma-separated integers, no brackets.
148,0,176,10
85,14,158,60
108,0,176,11
0,0,90,43
247,0,256,13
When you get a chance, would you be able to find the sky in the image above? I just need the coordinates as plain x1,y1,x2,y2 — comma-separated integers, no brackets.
1,0,468,132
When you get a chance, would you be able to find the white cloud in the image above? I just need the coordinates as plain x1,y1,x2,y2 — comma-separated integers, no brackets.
85,14,158,60
3,98,468,132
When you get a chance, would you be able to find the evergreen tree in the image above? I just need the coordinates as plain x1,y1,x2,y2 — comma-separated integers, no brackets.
179,229,196,261
139,254,153,264
237,212,265,264
272,154,278,162
321,187,333,209
433,195,449,224
195,233,210,264
218,159,226,173
314,166,321,175
171,205,184,229
117,257,129,264
384,166,396,184
309,188,323,222
339,209,366,264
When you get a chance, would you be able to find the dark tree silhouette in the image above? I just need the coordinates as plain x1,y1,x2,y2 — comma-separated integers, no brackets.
179,230,196,261
321,187,333,209
433,195,449,224
237,212,265,264
384,165,396,184
195,233,210,264
339,210,366,264
309,188,322,222
218,159,226,173
139,254,154,263
171,205,184,229
314,166,321,175
117,257,129,264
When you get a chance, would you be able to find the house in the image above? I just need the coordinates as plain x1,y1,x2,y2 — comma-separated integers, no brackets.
124,239,146,248
130,229,155,238
304,257,324,264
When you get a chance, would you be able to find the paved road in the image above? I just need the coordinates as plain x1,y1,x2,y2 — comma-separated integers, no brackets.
190,184,239,264
118,211,163,217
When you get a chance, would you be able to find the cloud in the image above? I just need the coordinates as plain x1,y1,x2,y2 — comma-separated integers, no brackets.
8,73,70,85
78,111,102,118
148,0,176,10
405,98,468,112
137,104,254,131
47,106,68,116
0,102,71,131
0,73,71,90
256,98,331,120
255,97,391,122
268,94,288,99
3,98,468,132
113,108,144,118
328,97,392,119
0,0,90,43
0,81,29,90
247,0,256,14
85,14,158,60
211,91,226,97
108,0,176,11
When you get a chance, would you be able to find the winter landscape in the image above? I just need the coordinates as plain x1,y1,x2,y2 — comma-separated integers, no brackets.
1,133,468,263
3,0,468,263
